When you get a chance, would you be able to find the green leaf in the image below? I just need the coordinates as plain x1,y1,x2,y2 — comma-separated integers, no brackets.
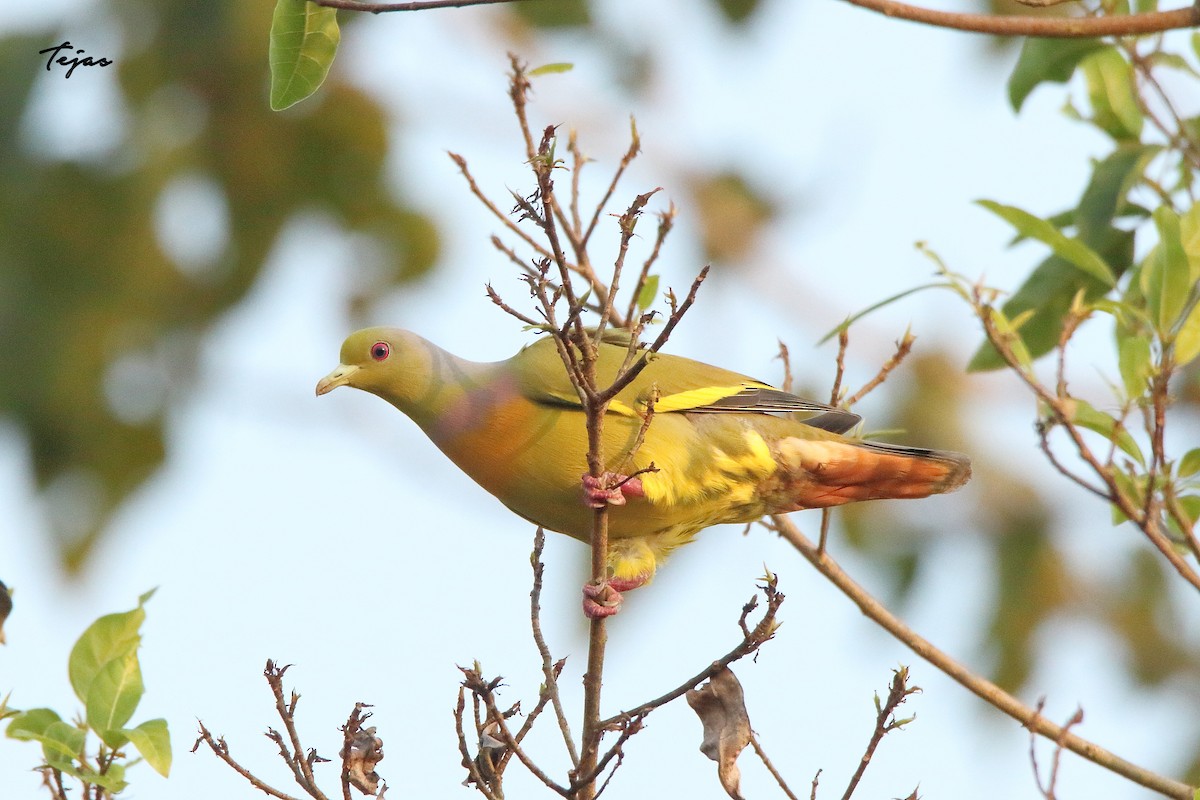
1179,201,1200,281
1117,331,1152,399
1176,301,1200,366
978,200,1116,286
636,274,660,311
1179,449,1200,479
1065,398,1145,466
1141,207,1191,336
528,62,574,76
1008,38,1106,111
85,761,128,793
714,0,763,23
269,0,341,112
1075,145,1159,243
1081,48,1143,141
123,718,172,777
41,720,87,770
125,718,171,777
1177,495,1200,527
86,651,144,747
69,591,152,705
6,708,62,740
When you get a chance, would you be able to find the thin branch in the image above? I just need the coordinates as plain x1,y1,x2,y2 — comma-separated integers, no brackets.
593,267,710,405
455,687,501,800
749,732,801,800
1029,698,1086,800
460,667,571,797
621,205,676,326
193,723,304,800
840,667,920,800
581,122,643,251
977,305,1200,592
771,515,1194,800
265,663,324,797
313,0,535,10
595,577,783,730
527,528,580,768
451,152,554,262
842,0,1200,38
844,329,915,409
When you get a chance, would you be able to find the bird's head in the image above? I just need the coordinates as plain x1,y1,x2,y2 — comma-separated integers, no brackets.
316,328,438,411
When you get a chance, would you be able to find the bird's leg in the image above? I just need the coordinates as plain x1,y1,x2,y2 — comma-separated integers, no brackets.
581,574,650,619
581,472,646,508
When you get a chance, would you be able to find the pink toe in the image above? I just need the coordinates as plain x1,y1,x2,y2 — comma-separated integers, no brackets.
582,581,624,619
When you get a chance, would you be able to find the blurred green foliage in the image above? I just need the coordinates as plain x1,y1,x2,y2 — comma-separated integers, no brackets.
0,0,440,571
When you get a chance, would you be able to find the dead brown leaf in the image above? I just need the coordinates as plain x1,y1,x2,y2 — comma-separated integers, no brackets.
687,666,751,800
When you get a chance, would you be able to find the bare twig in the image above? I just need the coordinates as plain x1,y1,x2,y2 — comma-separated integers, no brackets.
459,666,572,797
1029,698,1086,800
975,303,1200,593
771,515,1193,800
840,0,1200,37
455,687,501,800
527,528,580,768
594,576,784,731
840,667,920,800
193,722,305,800
843,329,915,409
313,0,535,10
749,731,801,800
265,662,325,797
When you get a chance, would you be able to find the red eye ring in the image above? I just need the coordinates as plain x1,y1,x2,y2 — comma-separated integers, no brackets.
370,341,390,361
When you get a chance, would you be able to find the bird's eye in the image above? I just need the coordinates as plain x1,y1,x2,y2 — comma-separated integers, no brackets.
370,341,390,361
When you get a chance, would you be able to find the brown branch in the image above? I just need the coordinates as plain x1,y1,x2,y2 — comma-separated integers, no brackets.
594,577,783,731
840,667,920,800
844,329,915,409
771,515,1194,800
621,205,676,326
460,667,571,797
193,723,304,800
451,152,554,263
455,687,501,800
842,0,1200,38
1029,698,1085,800
265,663,325,798
977,305,1200,593
311,0,536,14
581,121,643,251
749,732,801,800
594,266,710,405
527,528,580,768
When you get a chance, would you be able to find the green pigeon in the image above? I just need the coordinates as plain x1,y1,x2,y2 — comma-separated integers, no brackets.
317,328,970,617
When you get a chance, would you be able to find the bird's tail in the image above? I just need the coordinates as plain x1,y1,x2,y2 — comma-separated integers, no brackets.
772,437,971,510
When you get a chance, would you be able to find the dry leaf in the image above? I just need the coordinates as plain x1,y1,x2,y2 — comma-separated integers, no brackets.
0,581,10,645
686,667,751,800
345,725,385,795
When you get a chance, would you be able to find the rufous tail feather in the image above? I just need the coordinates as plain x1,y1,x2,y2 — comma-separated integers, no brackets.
773,438,971,510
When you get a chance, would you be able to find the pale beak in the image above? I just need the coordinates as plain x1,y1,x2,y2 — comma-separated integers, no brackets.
316,364,360,396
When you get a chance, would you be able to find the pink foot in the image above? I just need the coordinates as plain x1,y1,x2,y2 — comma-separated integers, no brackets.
581,472,645,508
581,574,650,619
582,581,624,619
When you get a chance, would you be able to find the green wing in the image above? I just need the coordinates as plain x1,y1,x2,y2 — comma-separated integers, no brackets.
508,336,860,432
